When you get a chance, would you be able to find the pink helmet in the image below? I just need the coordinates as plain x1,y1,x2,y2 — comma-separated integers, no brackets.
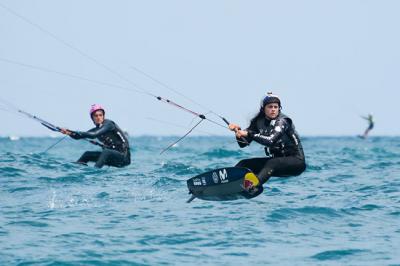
89,104,105,117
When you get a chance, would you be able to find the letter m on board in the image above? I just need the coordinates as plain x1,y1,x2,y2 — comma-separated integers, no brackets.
219,169,228,181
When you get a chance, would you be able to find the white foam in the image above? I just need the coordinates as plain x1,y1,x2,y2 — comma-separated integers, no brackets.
8,135,20,141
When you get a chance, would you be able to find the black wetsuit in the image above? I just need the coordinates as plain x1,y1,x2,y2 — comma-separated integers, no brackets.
235,113,306,184
70,119,130,168
367,119,374,130
361,115,374,138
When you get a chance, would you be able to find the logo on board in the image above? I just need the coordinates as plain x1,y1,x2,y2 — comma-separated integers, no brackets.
219,169,228,183
193,178,202,186
212,172,219,183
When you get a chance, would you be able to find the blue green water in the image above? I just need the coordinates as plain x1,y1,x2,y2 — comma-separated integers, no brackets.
1,136,399,265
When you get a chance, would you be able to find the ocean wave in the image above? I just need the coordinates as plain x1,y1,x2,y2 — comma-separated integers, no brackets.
1,136,399,264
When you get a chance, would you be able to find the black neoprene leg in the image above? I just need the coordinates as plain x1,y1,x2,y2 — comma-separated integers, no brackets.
77,151,101,164
257,156,306,184
236,156,306,184
94,149,127,168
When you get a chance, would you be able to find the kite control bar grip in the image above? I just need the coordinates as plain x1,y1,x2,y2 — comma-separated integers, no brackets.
222,117,248,144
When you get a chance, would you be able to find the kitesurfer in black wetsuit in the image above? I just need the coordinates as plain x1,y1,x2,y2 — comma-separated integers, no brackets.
229,93,306,195
361,114,374,139
61,104,131,168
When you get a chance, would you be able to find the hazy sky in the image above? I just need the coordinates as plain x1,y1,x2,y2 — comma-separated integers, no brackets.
1,0,399,137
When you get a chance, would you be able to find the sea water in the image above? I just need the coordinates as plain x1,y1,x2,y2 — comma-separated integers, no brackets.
0,136,399,265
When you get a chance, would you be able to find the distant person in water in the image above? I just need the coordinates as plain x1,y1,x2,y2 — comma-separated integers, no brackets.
229,93,306,196
61,104,131,168
361,114,374,139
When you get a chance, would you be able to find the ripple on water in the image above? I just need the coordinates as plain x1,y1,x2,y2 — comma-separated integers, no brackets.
8,186,38,193
347,204,383,212
154,162,200,176
340,204,384,217
366,161,397,169
328,174,355,182
95,192,110,199
8,220,49,228
267,206,341,221
138,233,205,246
0,227,9,236
311,249,368,261
0,166,26,177
38,175,85,183
19,259,148,265
305,164,323,171
152,176,182,188
200,148,243,158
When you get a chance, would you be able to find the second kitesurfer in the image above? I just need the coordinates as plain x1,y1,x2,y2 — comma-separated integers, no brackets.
61,104,131,168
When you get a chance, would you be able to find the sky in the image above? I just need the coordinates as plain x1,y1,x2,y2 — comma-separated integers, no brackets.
1,0,399,137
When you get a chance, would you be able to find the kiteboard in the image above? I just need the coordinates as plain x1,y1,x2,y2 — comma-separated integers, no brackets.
186,167,263,202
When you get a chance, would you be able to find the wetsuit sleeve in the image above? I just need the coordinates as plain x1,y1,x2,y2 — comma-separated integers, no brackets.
69,131,84,140
237,135,251,148
75,120,115,139
237,121,257,148
247,118,288,147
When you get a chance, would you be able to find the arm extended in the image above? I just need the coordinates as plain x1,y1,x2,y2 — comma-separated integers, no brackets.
68,120,115,140
247,119,287,147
